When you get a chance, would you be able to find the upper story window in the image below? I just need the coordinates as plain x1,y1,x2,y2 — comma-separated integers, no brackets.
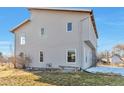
67,22,72,32
41,28,45,36
20,34,26,45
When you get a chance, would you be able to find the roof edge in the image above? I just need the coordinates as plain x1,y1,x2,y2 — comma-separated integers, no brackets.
28,7,92,13
10,19,30,33
90,11,98,38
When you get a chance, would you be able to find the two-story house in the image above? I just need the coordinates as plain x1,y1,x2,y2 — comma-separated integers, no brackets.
11,8,98,70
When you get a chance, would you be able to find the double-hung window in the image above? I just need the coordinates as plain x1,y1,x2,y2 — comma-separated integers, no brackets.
67,22,72,32
40,51,43,62
41,28,45,36
67,49,76,62
20,33,26,45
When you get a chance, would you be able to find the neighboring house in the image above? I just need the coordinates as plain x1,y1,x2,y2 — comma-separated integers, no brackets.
100,58,109,63
111,54,124,64
10,8,98,70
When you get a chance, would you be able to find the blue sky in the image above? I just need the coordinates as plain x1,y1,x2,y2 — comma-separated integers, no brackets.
0,8,29,55
0,7,124,55
93,8,124,51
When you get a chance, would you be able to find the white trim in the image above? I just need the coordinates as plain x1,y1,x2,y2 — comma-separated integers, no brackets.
66,49,77,63
29,8,92,13
20,33,26,45
66,22,73,32
20,36,25,45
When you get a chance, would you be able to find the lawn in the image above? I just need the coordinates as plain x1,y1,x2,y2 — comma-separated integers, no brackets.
1,68,124,86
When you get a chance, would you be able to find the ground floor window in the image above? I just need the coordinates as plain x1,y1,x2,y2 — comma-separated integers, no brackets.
40,51,43,62
67,49,76,62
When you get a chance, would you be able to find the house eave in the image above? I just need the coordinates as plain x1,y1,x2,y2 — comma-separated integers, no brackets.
10,19,30,33
90,11,98,39
28,7,92,13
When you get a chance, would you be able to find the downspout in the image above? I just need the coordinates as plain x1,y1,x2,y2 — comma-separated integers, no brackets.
79,20,83,70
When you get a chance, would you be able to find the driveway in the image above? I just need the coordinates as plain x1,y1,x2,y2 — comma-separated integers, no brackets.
86,66,124,76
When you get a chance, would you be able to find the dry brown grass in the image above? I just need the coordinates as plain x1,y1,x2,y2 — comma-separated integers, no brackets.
0,63,14,71
0,68,51,86
1,63,124,85
0,67,124,86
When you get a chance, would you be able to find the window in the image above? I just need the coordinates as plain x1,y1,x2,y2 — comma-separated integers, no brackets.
41,28,44,35
20,36,25,45
40,51,43,62
67,50,76,62
67,22,72,32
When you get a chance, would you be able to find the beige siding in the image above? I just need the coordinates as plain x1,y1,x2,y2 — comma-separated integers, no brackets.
89,18,97,49
81,16,97,48
14,9,97,69
80,15,97,69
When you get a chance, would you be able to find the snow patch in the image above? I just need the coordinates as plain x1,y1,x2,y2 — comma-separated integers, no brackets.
86,66,124,76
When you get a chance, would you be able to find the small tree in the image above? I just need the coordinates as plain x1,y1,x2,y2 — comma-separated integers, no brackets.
112,44,124,57
10,52,31,69
8,56,16,68
98,51,107,60
97,50,110,63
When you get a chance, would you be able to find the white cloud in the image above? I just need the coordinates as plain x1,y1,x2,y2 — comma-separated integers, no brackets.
0,41,12,45
0,41,14,56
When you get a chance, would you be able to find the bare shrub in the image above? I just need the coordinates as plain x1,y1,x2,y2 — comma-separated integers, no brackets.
0,52,7,63
0,54,13,70
0,63,13,71
8,57,16,68
8,52,31,69
0,52,31,70
0,57,14,71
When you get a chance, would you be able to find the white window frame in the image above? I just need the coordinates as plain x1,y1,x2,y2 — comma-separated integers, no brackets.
66,22,73,32
20,33,26,45
66,49,77,63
